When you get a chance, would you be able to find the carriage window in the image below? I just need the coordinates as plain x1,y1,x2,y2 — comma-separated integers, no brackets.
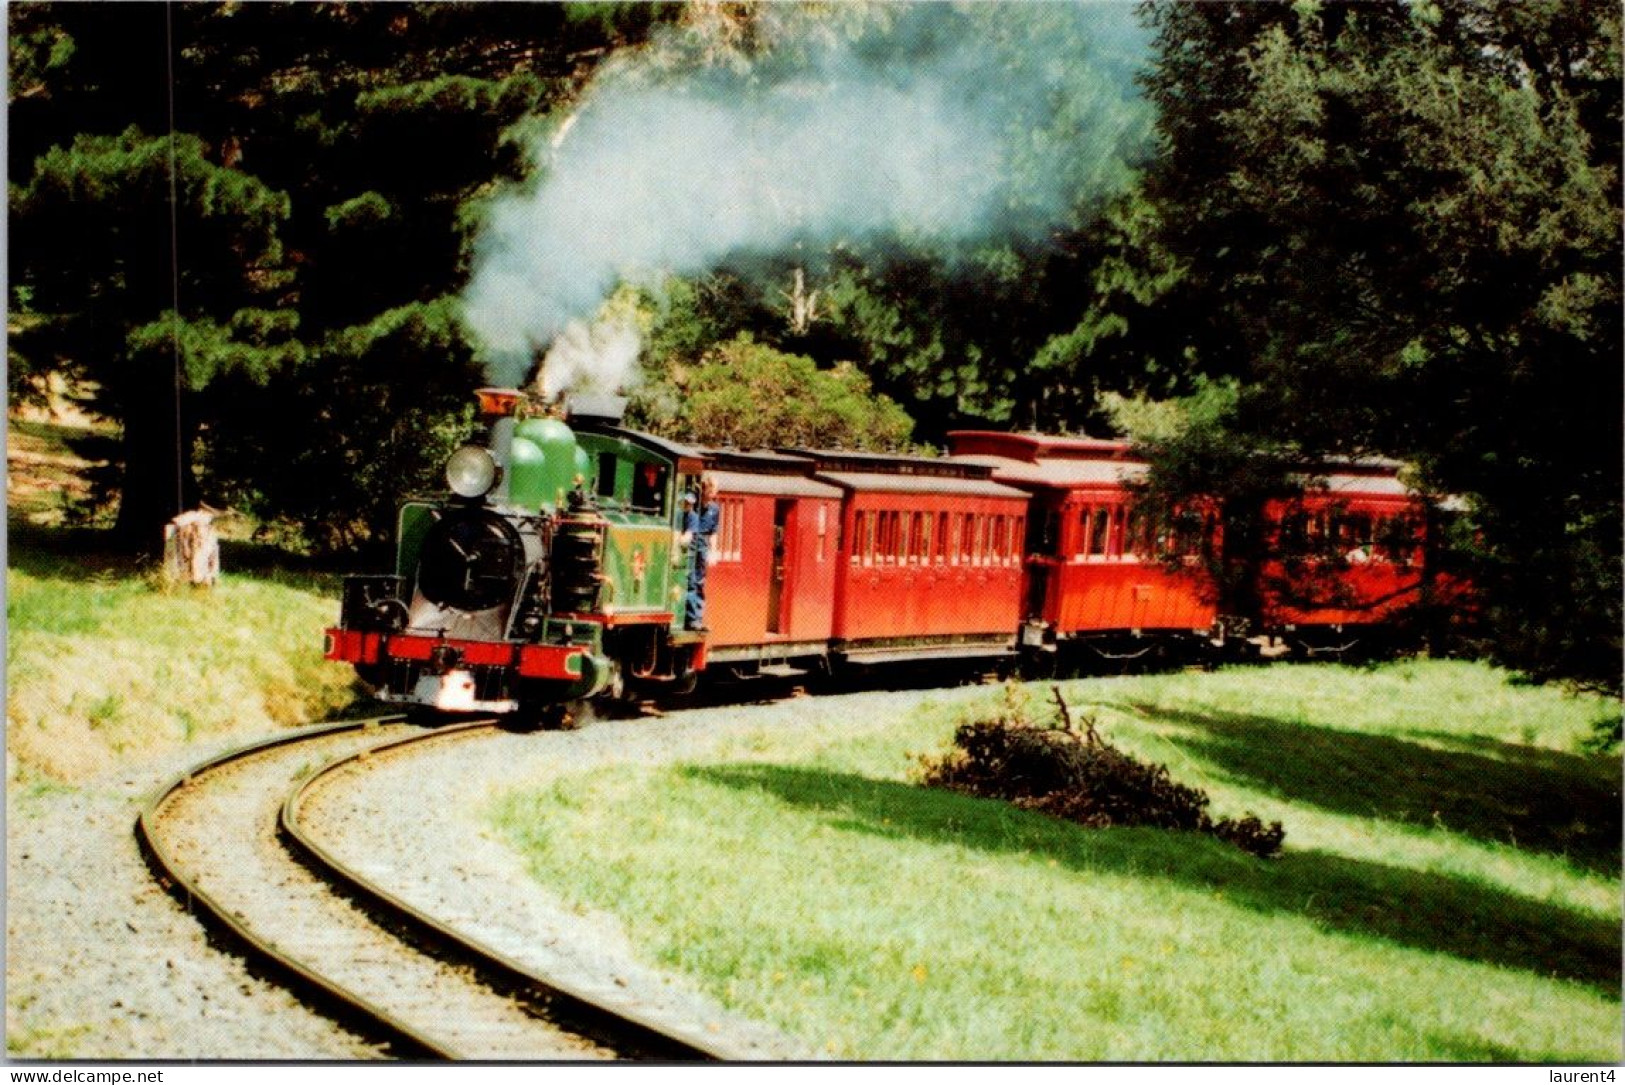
1088,508,1111,558
959,514,975,565
912,512,930,564
1110,506,1127,558
992,516,1007,566
715,498,745,563
1126,508,1153,559
935,512,949,565
1378,515,1419,564
1280,512,1305,554
898,511,912,564
1335,512,1374,560
817,505,828,563
1013,516,1026,563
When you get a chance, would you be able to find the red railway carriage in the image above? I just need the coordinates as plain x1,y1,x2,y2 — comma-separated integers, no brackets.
948,432,1218,653
1261,460,1426,648
702,452,843,667
785,450,1029,664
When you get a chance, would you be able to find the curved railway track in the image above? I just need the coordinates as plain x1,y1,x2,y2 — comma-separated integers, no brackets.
136,716,723,1061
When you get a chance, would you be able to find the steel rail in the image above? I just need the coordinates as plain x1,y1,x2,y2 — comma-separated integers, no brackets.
280,722,728,1061
135,715,455,1059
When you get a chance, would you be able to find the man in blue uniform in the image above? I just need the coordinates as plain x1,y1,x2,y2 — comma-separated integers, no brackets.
683,477,720,631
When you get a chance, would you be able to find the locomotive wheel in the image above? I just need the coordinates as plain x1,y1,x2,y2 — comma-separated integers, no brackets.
505,700,574,732
589,663,644,718
1019,650,1060,681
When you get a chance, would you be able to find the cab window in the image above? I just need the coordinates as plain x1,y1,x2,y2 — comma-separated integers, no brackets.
631,461,668,515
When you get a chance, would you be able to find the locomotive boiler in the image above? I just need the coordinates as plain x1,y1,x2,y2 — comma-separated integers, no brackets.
324,389,708,717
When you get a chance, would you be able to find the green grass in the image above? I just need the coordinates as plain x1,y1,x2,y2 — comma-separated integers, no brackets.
7,412,371,781
489,662,1621,1061
7,535,362,782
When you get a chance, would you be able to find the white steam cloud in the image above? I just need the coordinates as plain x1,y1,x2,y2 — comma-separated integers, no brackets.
537,314,642,404
463,4,1148,395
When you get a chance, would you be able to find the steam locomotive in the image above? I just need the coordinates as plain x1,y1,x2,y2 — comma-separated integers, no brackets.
325,389,1439,717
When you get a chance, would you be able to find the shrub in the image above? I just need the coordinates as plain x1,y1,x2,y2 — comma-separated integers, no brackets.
915,685,1285,858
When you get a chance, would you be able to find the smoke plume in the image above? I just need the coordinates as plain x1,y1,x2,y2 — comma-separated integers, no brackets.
463,3,1150,395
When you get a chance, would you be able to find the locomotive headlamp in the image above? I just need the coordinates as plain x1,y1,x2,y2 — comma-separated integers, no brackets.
445,445,499,499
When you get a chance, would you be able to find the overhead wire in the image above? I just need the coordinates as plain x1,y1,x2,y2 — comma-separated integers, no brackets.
165,1,184,520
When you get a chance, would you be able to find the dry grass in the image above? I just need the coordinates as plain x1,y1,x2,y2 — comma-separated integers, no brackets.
7,563,361,782
6,411,363,782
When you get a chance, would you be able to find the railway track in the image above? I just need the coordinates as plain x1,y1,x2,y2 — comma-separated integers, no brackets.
136,716,724,1061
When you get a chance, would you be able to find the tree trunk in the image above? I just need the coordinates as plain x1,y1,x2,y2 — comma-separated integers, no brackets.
111,359,196,556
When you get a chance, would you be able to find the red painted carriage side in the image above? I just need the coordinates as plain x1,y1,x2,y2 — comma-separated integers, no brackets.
948,432,1217,637
1044,489,1216,634
804,466,1027,647
832,486,1027,642
1261,466,1426,630
703,468,841,651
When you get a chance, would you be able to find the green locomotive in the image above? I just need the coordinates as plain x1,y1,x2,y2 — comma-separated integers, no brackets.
325,390,707,717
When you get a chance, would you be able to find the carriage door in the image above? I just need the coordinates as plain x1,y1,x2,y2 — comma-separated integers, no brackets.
1023,498,1059,620
767,499,792,633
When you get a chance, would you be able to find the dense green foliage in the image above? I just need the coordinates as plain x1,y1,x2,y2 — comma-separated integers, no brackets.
8,2,1619,691
8,2,674,551
630,333,914,452
1107,1,1623,692
11,120,293,547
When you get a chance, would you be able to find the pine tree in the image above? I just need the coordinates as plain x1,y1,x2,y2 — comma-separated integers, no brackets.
9,2,674,551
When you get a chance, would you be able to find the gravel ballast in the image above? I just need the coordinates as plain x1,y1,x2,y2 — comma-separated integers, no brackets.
7,683,992,1060
6,737,384,1059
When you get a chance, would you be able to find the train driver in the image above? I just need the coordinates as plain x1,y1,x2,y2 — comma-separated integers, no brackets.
683,477,721,631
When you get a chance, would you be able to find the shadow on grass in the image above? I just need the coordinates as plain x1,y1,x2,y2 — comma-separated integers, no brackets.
1127,704,1622,876
687,764,1622,997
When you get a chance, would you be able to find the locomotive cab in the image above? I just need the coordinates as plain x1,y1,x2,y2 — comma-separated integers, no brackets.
325,390,705,717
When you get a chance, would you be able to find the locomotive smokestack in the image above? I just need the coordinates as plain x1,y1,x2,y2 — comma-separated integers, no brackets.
474,388,523,504
476,387,523,422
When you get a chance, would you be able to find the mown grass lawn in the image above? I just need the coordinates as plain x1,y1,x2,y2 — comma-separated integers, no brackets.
490,661,1621,1061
